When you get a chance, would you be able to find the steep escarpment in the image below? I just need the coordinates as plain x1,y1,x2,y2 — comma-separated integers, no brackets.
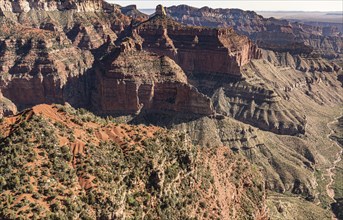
0,20,94,109
0,0,113,13
124,7,309,135
0,2,309,136
0,0,132,112
134,11,261,78
119,4,149,20
0,0,130,50
0,1,216,118
0,104,267,219
166,5,343,57
0,1,343,220
92,38,214,115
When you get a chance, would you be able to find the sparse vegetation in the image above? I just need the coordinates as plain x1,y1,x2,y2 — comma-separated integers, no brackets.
0,104,267,219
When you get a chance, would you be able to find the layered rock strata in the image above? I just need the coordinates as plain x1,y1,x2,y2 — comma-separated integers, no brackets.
134,11,261,78
0,1,216,118
0,0,131,110
261,50,342,73
212,84,306,135
0,22,94,109
166,5,343,57
0,0,116,13
92,38,214,115
129,7,306,135
0,1,312,135
0,0,130,50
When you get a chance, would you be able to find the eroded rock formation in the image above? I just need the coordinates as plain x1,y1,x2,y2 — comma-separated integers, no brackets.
0,2,311,135
92,38,214,115
0,23,94,109
0,1,343,220
0,1,216,118
134,11,261,78
0,0,130,50
0,0,115,13
262,50,341,73
0,90,17,117
166,5,343,57
126,7,306,135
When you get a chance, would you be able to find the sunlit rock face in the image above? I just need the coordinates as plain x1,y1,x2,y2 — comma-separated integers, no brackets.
134,10,261,78
92,38,214,115
166,5,343,57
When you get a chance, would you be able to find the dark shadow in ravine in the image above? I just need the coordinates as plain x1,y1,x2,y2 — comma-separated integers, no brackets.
128,111,210,128
332,198,343,220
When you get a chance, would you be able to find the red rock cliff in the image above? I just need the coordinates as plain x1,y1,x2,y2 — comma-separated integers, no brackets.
134,10,261,78
92,38,214,115
0,22,94,109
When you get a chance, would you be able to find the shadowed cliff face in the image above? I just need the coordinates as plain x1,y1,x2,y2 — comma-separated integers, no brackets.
166,5,343,58
92,38,214,116
0,0,131,112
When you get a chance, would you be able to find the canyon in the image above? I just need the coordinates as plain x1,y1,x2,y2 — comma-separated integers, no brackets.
0,1,342,219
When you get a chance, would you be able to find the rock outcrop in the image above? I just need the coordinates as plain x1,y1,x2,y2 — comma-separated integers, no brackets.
119,4,148,20
0,22,94,109
0,1,343,220
0,0,132,111
0,90,17,117
128,6,306,135
211,84,306,135
0,1,215,118
134,9,261,78
155,4,167,17
92,38,214,115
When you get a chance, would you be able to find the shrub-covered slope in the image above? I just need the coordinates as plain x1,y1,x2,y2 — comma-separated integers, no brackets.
0,104,267,219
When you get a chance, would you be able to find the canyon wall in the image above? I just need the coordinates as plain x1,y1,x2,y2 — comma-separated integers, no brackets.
134,13,261,78
0,0,116,13
0,2,312,135
0,23,94,109
166,5,343,57
92,39,214,115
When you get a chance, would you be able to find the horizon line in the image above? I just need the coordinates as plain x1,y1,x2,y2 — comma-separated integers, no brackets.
138,7,342,12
